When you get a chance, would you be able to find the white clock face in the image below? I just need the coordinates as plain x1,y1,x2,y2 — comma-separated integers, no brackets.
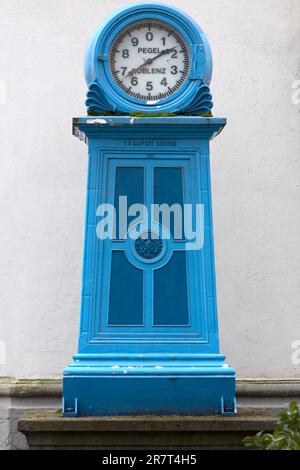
109,20,190,102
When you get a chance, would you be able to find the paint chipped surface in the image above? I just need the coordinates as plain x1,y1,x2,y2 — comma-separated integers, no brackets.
88,118,107,125
73,126,86,142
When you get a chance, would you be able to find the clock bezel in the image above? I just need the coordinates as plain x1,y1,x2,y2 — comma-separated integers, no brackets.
84,3,213,114
106,17,192,106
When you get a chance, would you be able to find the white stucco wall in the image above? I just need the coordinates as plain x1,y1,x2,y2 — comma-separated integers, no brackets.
0,0,299,379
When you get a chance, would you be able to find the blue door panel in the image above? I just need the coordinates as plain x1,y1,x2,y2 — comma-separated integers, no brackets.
154,251,189,326
154,167,184,239
108,251,144,326
114,167,144,239
92,153,206,341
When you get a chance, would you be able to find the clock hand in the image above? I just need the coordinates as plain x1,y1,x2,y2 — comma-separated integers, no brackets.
124,58,152,78
148,46,177,64
124,47,177,78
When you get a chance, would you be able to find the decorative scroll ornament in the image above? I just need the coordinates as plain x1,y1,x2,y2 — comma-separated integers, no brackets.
86,81,117,115
181,84,213,116
85,81,213,116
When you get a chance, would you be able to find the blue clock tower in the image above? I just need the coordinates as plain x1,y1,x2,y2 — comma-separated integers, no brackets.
63,3,236,417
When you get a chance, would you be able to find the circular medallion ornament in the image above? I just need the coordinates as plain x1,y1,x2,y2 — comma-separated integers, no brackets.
135,232,163,260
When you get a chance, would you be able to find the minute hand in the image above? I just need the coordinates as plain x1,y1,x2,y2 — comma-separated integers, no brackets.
148,47,177,64
125,47,176,78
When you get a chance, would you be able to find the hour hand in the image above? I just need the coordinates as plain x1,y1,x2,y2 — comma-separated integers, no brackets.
124,47,177,78
124,58,152,78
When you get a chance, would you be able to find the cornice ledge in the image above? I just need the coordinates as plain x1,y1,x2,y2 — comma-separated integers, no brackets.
236,378,300,398
1,377,300,398
0,377,62,398
72,116,226,142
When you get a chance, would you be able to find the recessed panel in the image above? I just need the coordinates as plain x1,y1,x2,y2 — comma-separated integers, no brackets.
108,251,143,326
154,167,184,239
154,251,189,326
114,167,144,239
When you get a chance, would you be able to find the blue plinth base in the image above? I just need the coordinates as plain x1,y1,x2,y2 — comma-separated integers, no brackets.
62,355,236,417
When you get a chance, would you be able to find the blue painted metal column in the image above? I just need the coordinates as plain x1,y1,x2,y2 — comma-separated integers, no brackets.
62,3,236,416
63,116,236,416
